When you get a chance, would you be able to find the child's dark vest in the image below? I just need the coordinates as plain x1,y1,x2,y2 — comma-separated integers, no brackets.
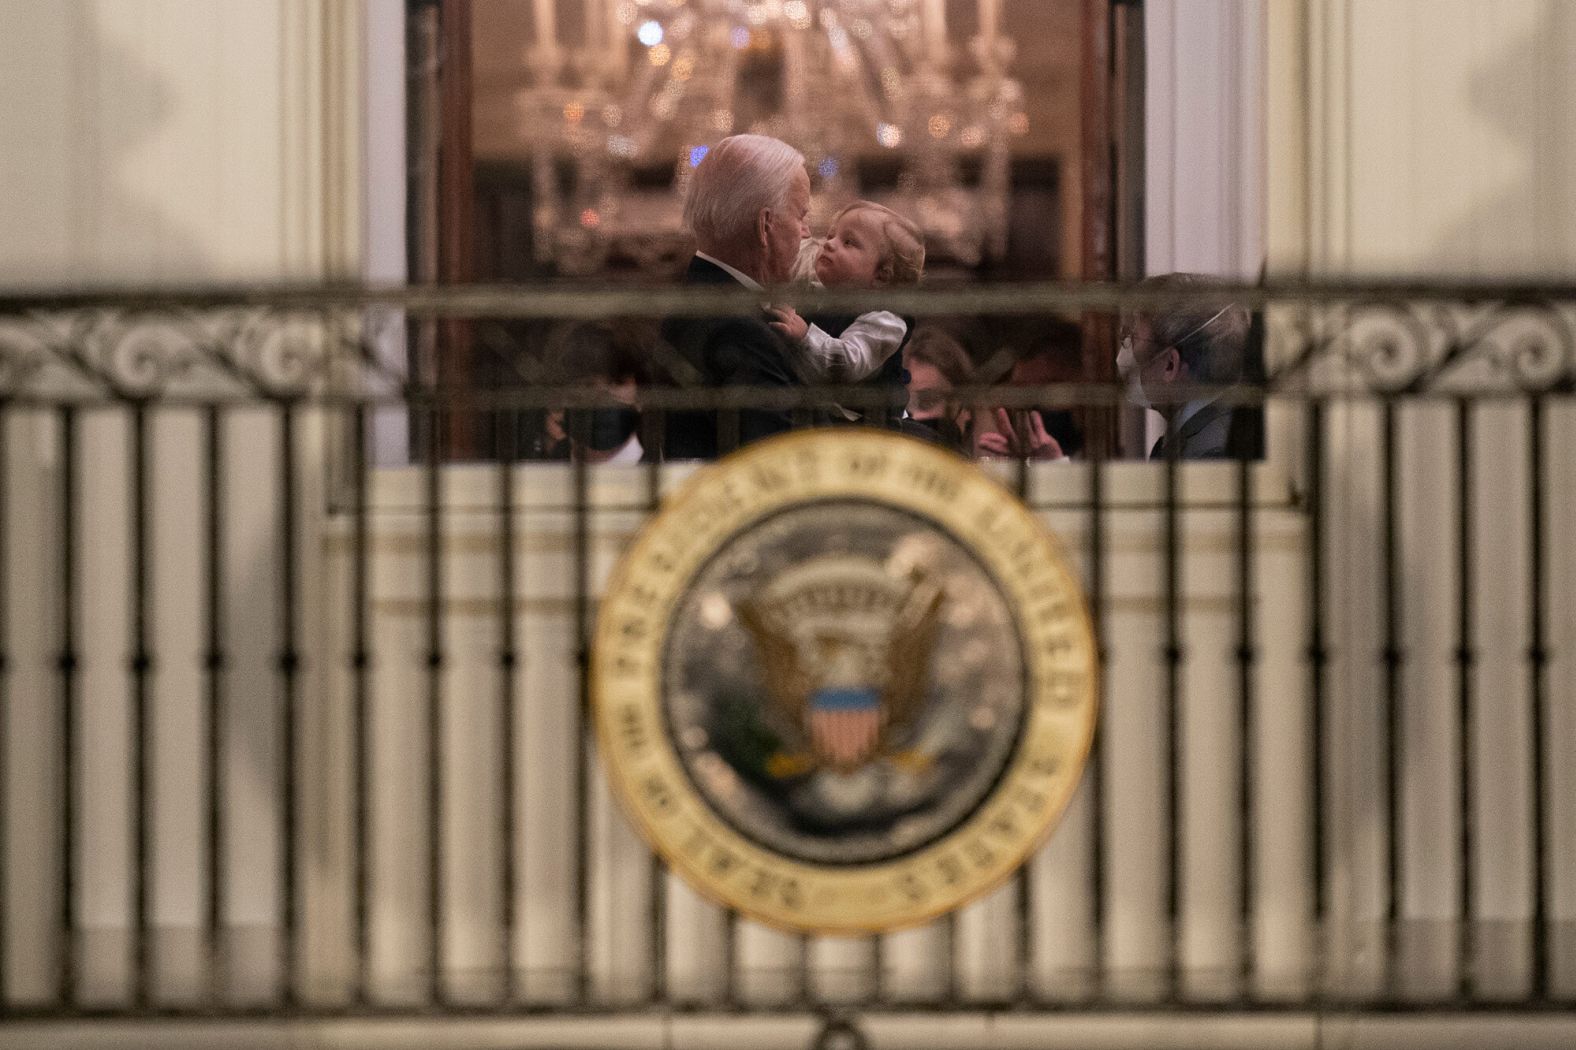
803,311,914,427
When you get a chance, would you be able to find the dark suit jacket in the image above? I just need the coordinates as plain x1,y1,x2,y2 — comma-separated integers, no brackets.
1149,399,1235,460
659,256,798,460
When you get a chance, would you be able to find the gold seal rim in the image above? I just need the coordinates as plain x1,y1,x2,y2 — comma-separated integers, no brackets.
591,429,1099,935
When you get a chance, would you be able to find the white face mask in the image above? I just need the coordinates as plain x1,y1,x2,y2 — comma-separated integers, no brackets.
1116,337,1150,409
1116,305,1232,412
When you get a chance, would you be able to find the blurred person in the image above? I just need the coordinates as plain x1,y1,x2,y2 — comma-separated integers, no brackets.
1117,273,1251,460
541,321,650,464
661,133,811,459
974,407,1065,461
901,325,973,451
974,320,1082,461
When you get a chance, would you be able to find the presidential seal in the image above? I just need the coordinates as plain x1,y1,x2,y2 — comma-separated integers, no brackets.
592,430,1097,934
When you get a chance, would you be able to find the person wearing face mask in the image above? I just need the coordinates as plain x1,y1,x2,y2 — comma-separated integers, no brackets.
899,325,974,452
1117,274,1251,460
540,321,650,465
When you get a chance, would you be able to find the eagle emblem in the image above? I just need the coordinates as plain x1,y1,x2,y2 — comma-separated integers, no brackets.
593,429,1098,934
736,556,945,773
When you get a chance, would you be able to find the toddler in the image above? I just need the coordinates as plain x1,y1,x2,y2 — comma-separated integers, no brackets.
766,201,925,387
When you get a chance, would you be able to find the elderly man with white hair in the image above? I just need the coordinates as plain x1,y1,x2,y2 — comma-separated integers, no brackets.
660,133,812,460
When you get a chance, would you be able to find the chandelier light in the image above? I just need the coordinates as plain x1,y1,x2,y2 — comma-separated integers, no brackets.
514,0,1029,274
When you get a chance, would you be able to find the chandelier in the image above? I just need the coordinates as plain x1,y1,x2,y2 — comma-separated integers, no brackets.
515,0,1028,275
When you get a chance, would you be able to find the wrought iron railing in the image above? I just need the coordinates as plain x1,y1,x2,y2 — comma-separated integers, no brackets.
0,282,1572,1048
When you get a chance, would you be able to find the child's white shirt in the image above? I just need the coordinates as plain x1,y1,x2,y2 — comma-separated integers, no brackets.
788,235,907,383
798,311,908,383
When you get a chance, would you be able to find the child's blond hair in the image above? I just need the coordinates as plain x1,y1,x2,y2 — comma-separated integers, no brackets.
829,201,926,286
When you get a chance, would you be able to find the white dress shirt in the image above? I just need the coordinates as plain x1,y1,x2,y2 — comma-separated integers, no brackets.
693,251,762,291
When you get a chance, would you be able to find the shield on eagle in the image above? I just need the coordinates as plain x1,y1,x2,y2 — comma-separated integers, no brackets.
808,686,885,768
736,556,945,775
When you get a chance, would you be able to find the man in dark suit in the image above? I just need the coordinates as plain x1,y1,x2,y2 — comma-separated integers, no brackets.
660,134,811,460
1116,273,1253,460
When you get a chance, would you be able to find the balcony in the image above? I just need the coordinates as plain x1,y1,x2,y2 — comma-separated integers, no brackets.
0,280,1573,1049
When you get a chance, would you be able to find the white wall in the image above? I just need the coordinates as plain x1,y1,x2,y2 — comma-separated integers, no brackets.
0,0,356,1005
0,0,343,286
1271,0,1576,279
1265,0,1576,1000
1164,0,1576,278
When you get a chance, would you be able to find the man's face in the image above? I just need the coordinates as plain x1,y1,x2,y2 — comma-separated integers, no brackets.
1118,318,1178,379
1116,317,1183,412
762,167,811,284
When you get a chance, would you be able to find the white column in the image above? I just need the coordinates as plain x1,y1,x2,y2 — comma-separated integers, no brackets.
0,0,361,1005
1265,0,1576,1003
1144,0,1265,280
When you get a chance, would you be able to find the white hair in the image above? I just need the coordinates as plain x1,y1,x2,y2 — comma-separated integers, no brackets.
683,134,805,251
